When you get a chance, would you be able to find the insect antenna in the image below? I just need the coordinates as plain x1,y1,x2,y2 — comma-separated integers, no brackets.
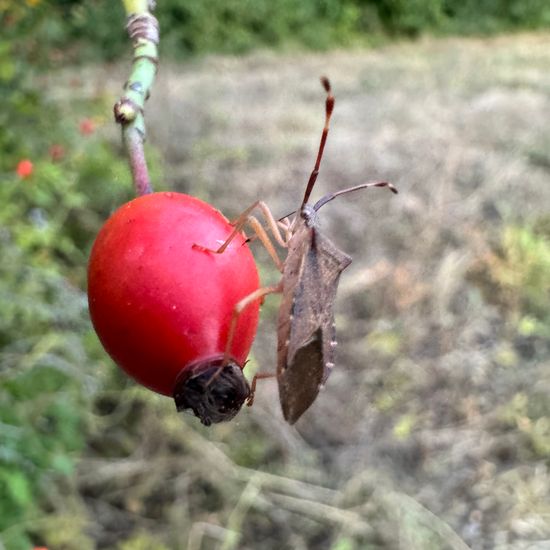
301,76,335,209
313,181,398,212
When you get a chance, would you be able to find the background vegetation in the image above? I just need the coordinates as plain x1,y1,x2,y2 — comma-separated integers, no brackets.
1,1,549,549
6,0,550,64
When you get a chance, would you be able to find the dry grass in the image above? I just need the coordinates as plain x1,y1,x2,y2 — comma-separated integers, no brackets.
62,33,550,549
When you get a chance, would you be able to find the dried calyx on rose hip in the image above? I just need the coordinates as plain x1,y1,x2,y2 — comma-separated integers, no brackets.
87,192,260,425
173,359,250,426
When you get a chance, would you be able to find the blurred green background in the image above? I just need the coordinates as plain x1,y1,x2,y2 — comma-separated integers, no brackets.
1,1,550,549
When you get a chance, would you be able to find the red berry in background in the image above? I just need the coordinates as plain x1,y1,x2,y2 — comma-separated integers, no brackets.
79,118,96,135
16,159,33,179
49,144,65,162
87,192,260,425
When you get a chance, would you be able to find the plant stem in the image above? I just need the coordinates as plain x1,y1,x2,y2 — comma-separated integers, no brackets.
114,0,159,196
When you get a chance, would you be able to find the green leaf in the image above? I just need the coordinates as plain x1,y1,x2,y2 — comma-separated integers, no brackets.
1,470,31,507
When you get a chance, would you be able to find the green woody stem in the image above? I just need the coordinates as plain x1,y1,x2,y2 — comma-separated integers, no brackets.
114,0,159,196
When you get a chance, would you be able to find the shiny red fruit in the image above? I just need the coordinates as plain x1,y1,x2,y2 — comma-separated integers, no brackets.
87,192,260,424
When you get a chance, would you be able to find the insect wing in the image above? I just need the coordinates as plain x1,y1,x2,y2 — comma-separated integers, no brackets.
309,229,351,382
278,327,324,423
277,221,311,382
278,226,351,423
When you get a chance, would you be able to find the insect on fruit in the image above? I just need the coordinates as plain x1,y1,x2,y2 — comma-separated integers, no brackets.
198,77,397,424
87,192,260,426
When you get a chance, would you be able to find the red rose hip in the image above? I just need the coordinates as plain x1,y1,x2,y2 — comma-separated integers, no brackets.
87,192,260,425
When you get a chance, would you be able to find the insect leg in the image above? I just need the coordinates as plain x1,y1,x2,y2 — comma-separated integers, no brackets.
193,201,289,270
252,201,289,248
192,201,261,254
222,282,283,367
222,200,288,250
277,217,293,243
205,283,282,390
246,216,284,271
246,372,276,407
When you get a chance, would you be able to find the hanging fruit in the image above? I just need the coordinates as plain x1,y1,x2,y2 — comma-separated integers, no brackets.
88,192,260,425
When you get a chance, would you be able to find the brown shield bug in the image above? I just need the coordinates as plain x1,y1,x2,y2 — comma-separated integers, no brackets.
195,77,397,424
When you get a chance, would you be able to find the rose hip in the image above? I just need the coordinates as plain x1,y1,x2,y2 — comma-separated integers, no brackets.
87,192,260,425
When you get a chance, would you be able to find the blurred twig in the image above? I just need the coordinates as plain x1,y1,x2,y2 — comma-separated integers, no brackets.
379,490,472,550
267,493,374,537
188,522,232,550
220,477,263,550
